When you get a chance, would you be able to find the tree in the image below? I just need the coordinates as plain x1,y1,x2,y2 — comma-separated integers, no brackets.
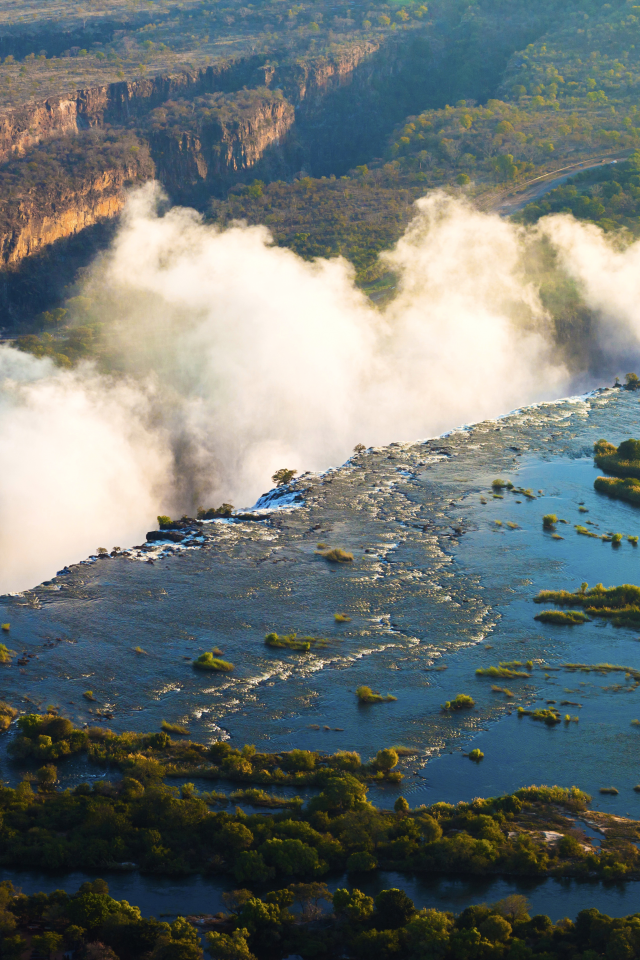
271,468,297,487
617,439,640,461
261,838,326,877
479,915,512,943
375,748,399,772
206,928,256,960
346,850,378,872
32,932,64,958
84,944,119,960
394,796,410,813
288,882,332,919
36,764,57,790
333,888,374,922
307,774,369,814
217,822,254,854
233,851,273,884
374,888,416,929
493,895,531,924
0,936,27,960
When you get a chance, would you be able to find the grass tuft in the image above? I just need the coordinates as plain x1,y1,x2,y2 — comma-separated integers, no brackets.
161,721,190,735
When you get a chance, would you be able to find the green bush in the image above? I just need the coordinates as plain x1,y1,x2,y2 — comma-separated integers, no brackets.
193,653,234,671
356,686,397,703
442,694,475,711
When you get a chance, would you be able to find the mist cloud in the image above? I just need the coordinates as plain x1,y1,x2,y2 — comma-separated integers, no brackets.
3,184,634,593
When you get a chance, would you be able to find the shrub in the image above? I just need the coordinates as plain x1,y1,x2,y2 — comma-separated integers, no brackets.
543,514,558,529
469,748,484,762
193,653,234,671
476,665,530,678
157,515,172,528
265,632,312,651
374,888,415,929
375,748,399,771
330,750,362,771
442,694,474,711
198,504,233,518
0,702,17,731
319,548,354,562
272,468,297,487
518,707,561,725
0,643,14,664
334,613,351,622
356,686,398,703
356,686,397,703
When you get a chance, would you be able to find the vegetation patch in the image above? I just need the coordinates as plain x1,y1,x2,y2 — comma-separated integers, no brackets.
594,438,640,480
535,582,640,627
317,547,354,563
594,475,640,506
442,694,475,711
534,610,590,625
356,685,397,704
468,748,484,762
161,721,190,736
0,702,17,732
518,707,561,725
193,653,234,671
576,524,601,538
229,788,303,809
265,632,328,652
476,665,531,678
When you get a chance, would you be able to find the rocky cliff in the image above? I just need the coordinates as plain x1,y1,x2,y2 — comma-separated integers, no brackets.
0,58,260,163
0,148,154,266
0,40,387,270
149,90,295,195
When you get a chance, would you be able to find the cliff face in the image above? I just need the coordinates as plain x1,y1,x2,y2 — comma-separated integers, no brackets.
0,41,387,269
0,58,259,163
271,41,381,106
150,93,295,194
0,154,154,266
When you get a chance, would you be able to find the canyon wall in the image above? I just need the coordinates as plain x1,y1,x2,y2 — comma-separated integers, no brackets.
0,57,260,162
0,40,387,272
0,151,154,266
